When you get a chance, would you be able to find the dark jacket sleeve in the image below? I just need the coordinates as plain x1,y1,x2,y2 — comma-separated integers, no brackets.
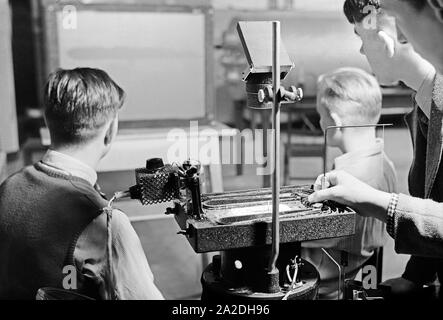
391,75,443,258
392,194,443,258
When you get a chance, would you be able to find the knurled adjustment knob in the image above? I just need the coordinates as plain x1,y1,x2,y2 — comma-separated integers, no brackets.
257,86,273,103
289,86,303,101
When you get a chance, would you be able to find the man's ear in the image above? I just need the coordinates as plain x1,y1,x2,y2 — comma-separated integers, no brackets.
377,30,395,58
104,117,118,147
329,112,343,128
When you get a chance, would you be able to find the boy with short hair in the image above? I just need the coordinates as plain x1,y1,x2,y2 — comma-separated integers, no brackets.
0,68,163,300
301,67,398,299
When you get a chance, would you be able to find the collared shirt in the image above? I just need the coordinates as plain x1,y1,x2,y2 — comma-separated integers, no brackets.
42,150,98,186
332,139,397,255
334,138,396,190
304,139,397,255
41,150,164,300
334,139,386,168
302,139,398,298
415,68,437,119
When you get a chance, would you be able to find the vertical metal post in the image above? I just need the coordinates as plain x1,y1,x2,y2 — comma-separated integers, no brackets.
269,21,280,273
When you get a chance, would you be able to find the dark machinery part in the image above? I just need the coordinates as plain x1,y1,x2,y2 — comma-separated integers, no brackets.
202,244,319,301
174,185,355,253
130,161,181,205
123,158,354,299
157,160,354,299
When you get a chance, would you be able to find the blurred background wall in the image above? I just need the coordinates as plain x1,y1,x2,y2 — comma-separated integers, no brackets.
213,1,369,123
8,0,372,139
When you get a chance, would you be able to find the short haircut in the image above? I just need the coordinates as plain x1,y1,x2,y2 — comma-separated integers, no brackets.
343,0,380,23
317,67,382,126
44,68,125,145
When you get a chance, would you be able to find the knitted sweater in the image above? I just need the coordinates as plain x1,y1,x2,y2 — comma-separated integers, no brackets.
0,162,108,299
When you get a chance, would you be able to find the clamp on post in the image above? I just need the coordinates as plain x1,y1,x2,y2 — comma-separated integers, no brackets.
257,85,303,104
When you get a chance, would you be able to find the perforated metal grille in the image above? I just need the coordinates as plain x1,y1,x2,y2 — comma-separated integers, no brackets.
136,169,180,205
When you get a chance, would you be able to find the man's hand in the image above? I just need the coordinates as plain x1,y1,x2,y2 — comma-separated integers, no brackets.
308,170,391,222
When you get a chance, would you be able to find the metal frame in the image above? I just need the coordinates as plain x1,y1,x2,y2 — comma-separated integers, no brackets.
269,21,280,274
236,21,293,81
38,0,215,127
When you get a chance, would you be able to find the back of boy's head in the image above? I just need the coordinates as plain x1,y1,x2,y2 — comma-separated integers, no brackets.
343,0,380,24
44,67,125,146
317,67,382,126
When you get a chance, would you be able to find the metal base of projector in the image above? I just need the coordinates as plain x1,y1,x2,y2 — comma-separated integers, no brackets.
201,244,319,300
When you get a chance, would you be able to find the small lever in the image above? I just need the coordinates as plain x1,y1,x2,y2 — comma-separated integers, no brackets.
257,86,303,104
280,86,303,102
177,229,190,236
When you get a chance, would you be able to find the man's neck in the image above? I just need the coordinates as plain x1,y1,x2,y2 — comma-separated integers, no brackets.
52,143,103,171
339,128,377,154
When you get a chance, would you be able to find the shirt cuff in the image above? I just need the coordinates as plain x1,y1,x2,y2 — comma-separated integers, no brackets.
415,69,437,119
386,193,399,240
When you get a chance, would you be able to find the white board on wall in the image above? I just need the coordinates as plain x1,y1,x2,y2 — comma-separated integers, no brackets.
55,10,207,121
0,0,19,153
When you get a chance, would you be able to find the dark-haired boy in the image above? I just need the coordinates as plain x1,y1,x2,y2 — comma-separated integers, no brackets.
0,68,164,300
